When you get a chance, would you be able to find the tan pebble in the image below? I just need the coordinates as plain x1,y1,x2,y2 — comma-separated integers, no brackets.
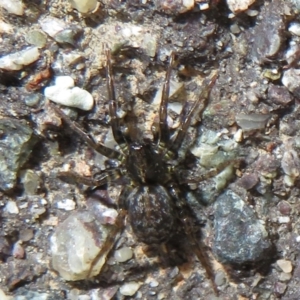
277,259,293,273
227,0,256,13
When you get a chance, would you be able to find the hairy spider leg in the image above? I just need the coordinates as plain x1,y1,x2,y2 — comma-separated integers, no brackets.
155,52,175,147
181,158,243,185
168,73,218,154
50,103,123,161
168,184,219,295
106,50,129,154
117,184,134,209
152,52,174,145
58,168,125,187
50,103,125,187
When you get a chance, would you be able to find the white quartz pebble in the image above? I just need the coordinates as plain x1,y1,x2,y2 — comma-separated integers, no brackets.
289,22,300,36
0,47,40,71
44,76,94,111
5,200,19,214
119,282,141,296
55,76,75,88
114,247,133,262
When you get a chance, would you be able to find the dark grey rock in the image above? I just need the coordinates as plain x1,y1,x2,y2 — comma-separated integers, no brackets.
213,190,273,268
251,1,285,63
267,84,292,106
0,118,37,191
237,173,259,190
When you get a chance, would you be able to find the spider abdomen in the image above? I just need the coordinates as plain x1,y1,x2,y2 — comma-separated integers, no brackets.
127,184,176,244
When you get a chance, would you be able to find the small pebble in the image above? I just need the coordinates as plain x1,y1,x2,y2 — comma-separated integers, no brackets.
25,30,47,48
51,210,118,281
19,229,34,242
114,247,133,263
157,292,166,300
20,169,40,195
30,206,46,216
199,2,209,10
57,198,76,211
12,241,25,259
234,129,243,142
282,68,300,96
149,280,159,288
0,0,24,15
5,200,19,214
41,198,48,205
70,0,99,13
39,16,67,38
0,20,13,33
148,291,157,296
274,281,287,294
119,282,141,296
0,47,40,71
289,22,300,36
226,0,255,13
278,216,290,224
235,114,271,131
279,272,292,282
100,208,118,225
63,52,83,66
281,149,300,179
267,84,292,105
245,9,259,16
45,76,94,111
277,259,293,273
277,201,291,215
230,24,241,34
169,266,179,278
215,270,226,286
237,173,259,190
24,94,41,107
54,28,79,46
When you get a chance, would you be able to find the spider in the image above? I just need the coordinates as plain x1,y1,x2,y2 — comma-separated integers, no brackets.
50,50,222,294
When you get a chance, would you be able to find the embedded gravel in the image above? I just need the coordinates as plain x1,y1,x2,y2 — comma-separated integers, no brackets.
1,0,300,299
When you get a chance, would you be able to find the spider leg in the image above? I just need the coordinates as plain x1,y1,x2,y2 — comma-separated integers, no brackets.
168,72,218,154
153,52,175,146
106,50,129,153
180,158,242,184
50,103,123,160
168,184,219,295
87,208,126,278
58,168,125,187
118,183,134,209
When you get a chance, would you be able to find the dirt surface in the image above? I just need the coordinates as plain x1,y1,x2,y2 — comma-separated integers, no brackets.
1,0,300,299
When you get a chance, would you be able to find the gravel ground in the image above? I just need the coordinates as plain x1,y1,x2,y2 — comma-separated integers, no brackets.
1,0,300,299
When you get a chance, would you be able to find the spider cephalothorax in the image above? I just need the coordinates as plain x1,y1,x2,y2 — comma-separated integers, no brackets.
51,50,219,293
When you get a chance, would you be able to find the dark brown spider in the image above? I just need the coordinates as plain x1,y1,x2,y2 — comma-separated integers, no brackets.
50,50,222,294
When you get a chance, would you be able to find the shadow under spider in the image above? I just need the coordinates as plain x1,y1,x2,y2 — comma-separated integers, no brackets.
49,50,238,296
